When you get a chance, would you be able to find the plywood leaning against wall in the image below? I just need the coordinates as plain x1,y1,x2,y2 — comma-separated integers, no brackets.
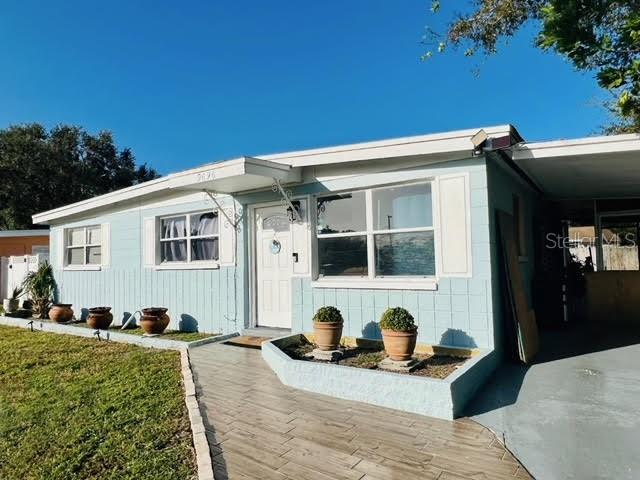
498,211,539,364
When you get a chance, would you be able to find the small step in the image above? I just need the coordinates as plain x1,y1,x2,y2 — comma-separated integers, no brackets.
224,336,270,349
241,327,291,339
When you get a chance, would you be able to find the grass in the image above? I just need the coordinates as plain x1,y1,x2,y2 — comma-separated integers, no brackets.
42,320,217,343
0,326,196,480
108,327,216,342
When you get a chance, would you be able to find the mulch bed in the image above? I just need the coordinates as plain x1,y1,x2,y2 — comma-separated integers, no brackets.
281,341,467,379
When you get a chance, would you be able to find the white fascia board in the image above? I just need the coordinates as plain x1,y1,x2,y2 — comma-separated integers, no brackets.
32,176,171,225
167,156,301,192
33,126,514,224
514,133,640,160
260,125,515,167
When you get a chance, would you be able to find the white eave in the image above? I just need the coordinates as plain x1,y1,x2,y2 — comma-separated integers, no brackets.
261,125,516,167
513,133,640,199
168,156,301,193
32,125,517,225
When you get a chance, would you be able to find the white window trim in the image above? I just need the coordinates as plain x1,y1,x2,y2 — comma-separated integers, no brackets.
157,210,220,269
63,225,103,271
312,180,438,290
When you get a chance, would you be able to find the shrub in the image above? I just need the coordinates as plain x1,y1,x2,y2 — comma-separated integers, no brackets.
313,306,343,323
379,307,417,332
22,262,56,319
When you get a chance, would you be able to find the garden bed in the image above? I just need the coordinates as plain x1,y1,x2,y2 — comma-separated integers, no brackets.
282,339,467,379
0,325,196,479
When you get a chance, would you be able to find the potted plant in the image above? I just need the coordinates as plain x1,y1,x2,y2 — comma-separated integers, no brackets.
379,307,418,361
49,304,74,323
3,287,23,313
313,306,344,351
140,307,170,335
87,307,113,330
22,262,56,319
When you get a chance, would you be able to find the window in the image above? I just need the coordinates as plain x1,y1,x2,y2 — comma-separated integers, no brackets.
160,211,219,264
66,226,102,266
316,182,435,279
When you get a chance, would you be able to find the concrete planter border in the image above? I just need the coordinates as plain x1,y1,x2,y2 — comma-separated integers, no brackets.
262,333,499,420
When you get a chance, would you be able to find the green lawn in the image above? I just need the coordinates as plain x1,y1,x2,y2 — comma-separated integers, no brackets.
51,321,217,343
0,326,196,480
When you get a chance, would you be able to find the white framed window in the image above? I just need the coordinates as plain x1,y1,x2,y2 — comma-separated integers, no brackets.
315,181,436,286
159,210,219,265
65,225,102,267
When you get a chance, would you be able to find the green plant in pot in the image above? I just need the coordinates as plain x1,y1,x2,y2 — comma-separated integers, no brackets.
22,262,57,319
379,307,418,361
2,287,23,313
313,306,344,351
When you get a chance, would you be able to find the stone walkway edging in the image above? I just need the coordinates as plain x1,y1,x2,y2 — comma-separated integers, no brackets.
180,349,215,480
0,315,238,350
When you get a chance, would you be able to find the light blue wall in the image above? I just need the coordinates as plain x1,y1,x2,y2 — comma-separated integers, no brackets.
50,156,496,349
51,197,245,335
486,154,541,354
235,157,494,349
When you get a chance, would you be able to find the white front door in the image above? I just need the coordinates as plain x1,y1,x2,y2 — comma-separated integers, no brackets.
255,205,292,328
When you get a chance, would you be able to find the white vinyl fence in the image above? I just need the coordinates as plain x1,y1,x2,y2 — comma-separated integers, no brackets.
0,254,49,301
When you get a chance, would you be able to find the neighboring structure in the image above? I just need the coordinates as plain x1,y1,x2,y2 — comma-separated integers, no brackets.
31,127,640,363
0,230,49,257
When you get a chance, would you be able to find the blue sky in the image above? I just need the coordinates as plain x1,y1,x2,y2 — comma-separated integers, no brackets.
0,1,608,174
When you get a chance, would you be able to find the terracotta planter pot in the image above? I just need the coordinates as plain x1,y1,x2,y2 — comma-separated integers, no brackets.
87,307,113,330
49,304,74,323
382,329,417,361
140,307,170,335
314,321,343,351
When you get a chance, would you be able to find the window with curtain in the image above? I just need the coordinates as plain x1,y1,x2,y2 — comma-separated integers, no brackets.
160,211,219,263
65,225,102,266
316,182,435,278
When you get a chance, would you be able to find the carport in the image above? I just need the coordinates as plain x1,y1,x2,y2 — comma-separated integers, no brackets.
469,133,640,480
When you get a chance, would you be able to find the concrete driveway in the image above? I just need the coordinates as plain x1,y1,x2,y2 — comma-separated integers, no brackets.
467,324,640,480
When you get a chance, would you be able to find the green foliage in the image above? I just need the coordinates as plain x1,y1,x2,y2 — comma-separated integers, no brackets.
10,286,23,300
313,306,344,323
21,262,56,319
0,124,159,229
425,1,640,133
379,307,417,332
0,326,195,479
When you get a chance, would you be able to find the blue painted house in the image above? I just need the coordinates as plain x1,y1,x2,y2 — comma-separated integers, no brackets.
33,125,539,359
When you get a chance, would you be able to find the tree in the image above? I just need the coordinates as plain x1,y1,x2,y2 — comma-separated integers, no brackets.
0,123,159,229
425,1,640,133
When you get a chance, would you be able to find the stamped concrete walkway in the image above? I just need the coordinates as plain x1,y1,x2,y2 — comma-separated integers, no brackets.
190,343,532,480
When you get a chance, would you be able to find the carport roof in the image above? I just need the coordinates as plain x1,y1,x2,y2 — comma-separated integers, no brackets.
512,133,640,199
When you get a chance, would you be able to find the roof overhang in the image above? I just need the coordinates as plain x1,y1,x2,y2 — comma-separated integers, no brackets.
513,133,640,199
32,125,518,225
168,156,301,193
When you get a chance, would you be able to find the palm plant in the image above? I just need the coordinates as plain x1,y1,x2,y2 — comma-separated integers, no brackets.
22,262,56,319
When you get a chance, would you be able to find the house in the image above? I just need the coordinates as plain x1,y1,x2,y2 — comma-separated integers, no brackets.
31,126,640,363
0,229,49,257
